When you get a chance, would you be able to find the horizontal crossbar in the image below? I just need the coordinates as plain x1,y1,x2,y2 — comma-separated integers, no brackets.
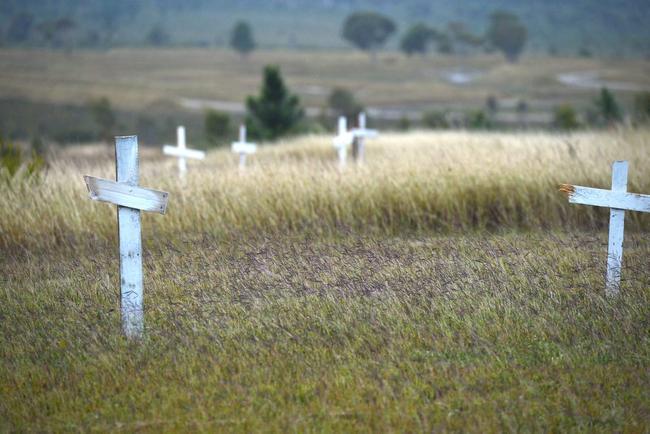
232,142,257,154
352,128,378,139
84,176,169,214
561,184,650,213
332,132,354,149
163,145,205,160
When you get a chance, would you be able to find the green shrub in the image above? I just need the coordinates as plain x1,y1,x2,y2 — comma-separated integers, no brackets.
592,87,623,126
0,136,45,183
204,110,231,146
553,104,580,130
88,97,116,142
328,87,363,119
397,116,411,131
422,110,449,129
466,110,492,129
633,92,650,123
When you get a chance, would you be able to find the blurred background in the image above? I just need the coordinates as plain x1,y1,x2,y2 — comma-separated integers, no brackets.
0,0,649,149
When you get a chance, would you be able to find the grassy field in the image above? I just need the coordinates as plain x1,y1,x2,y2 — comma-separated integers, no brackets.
1,130,649,431
1,48,648,112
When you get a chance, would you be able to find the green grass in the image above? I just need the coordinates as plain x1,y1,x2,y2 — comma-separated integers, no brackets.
1,130,649,431
0,48,647,111
1,233,649,431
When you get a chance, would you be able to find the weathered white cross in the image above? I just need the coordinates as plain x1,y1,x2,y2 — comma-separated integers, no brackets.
332,116,354,169
231,125,257,170
163,126,205,178
560,160,650,296
351,112,378,164
84,136,169,338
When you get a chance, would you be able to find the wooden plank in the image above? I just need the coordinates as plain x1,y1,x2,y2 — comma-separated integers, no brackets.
333,117,353,149
163,145,206,160
239,125,247,143
115,135,144,339
232,142,257,154
606,161,628,297
177,126,187,175
562,185,650,213
84,176,169,214
332,133,353,149
353,128,379,139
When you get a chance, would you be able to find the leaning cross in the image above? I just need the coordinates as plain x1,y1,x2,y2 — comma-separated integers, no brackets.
231,125,257,170
351,112,378,164
163,126,205,178
332,116,354,169
560,160,650,296
84,136,169,338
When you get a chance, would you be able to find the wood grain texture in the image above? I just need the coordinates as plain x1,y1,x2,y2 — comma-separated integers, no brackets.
84,176,169,214
606,161,629,297
115,135,144,339
566,186,650,213
561,161,650,296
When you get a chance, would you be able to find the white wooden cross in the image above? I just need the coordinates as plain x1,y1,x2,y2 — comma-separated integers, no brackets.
231,125,257,170
560,160,650,296
84,136,169,338
332,116,354,169
163,126,205,178
351,112,378,164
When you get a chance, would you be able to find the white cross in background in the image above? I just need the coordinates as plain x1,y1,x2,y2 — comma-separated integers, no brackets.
351,112,378,164
163,126,206,178
332,116,354,169
560,160,650,296
231,125,257,170
84,136,169,339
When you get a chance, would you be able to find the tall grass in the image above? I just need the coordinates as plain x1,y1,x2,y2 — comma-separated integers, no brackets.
1,129,649,251
2,130,649,431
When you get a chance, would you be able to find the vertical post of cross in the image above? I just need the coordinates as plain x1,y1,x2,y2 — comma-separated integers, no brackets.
231,124,257,171
356,112,366,164
606,160,628,296
115,136,144,338
239,125,247,170
337,116,348,169
177,126,187,178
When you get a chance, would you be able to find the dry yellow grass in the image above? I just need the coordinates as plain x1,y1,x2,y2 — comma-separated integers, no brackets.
1,129,649,251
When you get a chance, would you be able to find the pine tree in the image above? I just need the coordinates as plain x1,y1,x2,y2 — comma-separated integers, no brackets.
245,66,304,140
595,87,623,125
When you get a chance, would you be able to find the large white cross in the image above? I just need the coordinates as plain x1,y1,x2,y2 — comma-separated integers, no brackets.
84,136,169,338
560,160,650,296
332,116,354,169
351,112,378,164
231,125,257,170
163,126,205,178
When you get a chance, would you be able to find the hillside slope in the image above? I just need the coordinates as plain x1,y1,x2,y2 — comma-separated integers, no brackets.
1,0,648,55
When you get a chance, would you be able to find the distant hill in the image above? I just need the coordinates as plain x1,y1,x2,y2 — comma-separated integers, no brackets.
1,0,649,56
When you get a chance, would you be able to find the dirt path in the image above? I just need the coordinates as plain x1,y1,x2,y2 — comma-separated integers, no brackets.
556,71,649,92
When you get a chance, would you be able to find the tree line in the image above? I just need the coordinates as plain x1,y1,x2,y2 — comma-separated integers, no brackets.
1,0,647,55
341,11,527,62
229,10,528,62
3,7,526,63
